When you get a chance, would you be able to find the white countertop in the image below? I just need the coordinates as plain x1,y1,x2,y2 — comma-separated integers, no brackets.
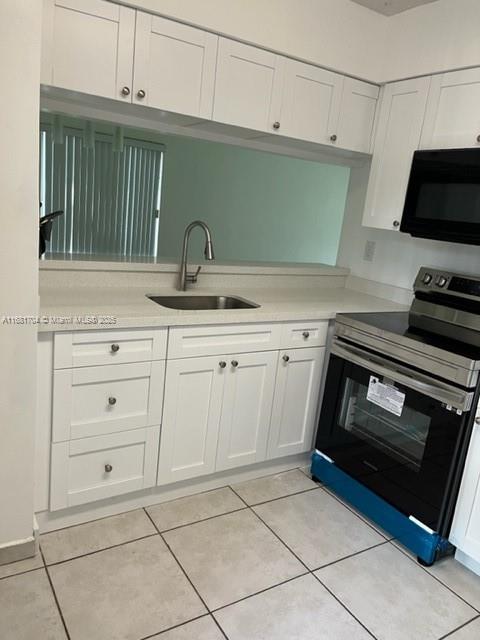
37,285,406,332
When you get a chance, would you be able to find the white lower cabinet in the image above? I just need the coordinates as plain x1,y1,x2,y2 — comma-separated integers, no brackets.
268,347,325,459
157,356,225,485
450,423,480,563
50,426,160,510
216,351,278,471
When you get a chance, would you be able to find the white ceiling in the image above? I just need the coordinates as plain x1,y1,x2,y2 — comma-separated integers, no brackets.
351,0,439,16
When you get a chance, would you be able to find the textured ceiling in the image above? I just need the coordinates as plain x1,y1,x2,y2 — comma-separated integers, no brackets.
351,0,439,16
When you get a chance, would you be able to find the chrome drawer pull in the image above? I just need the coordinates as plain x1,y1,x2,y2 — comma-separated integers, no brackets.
104,464,113,473
111,343,120,353
231,360,239,368
283,354,290,363
108,397,117,406
302,331,310,339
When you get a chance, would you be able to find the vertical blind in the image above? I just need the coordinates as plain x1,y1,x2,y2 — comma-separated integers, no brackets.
39,123,164,257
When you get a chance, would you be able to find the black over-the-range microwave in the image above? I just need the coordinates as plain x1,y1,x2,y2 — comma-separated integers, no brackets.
400,148,480,245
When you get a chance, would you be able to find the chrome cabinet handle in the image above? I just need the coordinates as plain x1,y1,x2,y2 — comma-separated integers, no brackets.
282,354,290,362
477,135,480,143
273,121,280,130
136,89,146,99
121,86,130,96
231,360,239,368
108,396,117,406
393,220,400,228
330,134,337,142
219,361,227,369
302,331,310,339
111,343,120,353
104,464,113,473
475,417,480,425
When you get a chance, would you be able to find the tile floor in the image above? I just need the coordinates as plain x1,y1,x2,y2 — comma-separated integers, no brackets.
1,468,480,640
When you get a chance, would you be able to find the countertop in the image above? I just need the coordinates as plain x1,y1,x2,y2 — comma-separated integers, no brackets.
37,285,407,332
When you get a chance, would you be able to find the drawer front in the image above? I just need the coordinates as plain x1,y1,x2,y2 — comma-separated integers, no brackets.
52,361,165,441
54,328,167,369
50,427,160,510
280,321,328,349
168,323,282,358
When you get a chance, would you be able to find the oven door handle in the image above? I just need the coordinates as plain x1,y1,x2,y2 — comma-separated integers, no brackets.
332,339,473,412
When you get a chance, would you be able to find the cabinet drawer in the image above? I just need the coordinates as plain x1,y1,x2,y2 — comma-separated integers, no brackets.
52,361,165,441
168,323,282,358
280,321,328,349
50,427,159,511
54,328,167,369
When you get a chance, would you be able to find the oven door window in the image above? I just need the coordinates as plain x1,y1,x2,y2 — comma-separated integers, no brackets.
338,376,431,471
317,355,468,531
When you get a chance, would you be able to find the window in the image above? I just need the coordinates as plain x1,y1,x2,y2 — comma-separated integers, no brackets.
39,118,164,258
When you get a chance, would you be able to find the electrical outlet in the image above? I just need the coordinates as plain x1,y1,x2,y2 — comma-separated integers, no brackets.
363,240,376,262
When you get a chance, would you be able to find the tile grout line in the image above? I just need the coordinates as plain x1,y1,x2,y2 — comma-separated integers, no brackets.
40,548,72,640
230,484,381,640
158,506,249,535
312,573,379,640
387,540,480,615
41,532,160,568
0,564,45,582
244,485,320,508
137,613,219,640
143,508,214,619
437,613,480,640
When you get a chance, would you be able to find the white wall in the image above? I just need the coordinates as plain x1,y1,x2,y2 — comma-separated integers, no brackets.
0,2,40,552
384,0,480,82
126,0,387,82
337,166,480,292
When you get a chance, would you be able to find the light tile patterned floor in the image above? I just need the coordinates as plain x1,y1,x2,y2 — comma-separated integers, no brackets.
1,468,480,640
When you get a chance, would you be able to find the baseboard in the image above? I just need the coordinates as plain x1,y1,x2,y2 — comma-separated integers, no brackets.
36,453,310,533
455,548,480,577
0,535,36,566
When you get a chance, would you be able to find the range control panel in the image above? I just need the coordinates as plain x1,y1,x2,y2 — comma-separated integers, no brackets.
415,267,480,299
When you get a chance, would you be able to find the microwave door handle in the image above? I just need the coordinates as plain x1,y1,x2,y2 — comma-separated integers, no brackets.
331,340,473,412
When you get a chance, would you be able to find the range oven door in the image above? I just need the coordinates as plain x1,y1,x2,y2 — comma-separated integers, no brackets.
316,339,475,534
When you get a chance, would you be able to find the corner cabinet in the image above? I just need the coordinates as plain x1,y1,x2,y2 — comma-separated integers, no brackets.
362,77,431,231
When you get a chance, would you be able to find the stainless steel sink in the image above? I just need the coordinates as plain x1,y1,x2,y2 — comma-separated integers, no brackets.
147,294,260,310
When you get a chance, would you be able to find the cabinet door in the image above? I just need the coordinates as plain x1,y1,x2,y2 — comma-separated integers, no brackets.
362,77,431,231
337,78,379,154
268,347,325,460
157,356,225,484
280,59,343,146
216,351,278,471
133,13,218,118
41,0,135,101
421,68,480,149
213,38,284,133
450,423,480,560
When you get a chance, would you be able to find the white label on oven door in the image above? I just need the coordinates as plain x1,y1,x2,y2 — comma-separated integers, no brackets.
367,376,405,417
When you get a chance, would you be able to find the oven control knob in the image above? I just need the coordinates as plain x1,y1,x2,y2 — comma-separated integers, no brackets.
436,275,448,288
422,273,433,285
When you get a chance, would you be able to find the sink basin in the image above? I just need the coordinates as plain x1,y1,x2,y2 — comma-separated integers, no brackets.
147,294,260,310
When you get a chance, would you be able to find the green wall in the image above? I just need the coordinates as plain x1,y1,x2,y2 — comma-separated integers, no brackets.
159,136,350,265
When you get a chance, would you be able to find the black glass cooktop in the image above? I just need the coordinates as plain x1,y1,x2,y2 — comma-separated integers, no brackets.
338,311,480,361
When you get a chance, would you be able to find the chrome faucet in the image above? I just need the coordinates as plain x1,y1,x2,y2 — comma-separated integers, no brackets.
179,220,215,291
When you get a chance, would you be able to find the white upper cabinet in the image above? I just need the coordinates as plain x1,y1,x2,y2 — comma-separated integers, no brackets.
133,13,218,119
337,78,379,154
213,38,285,133
280,60,343,146
420,68,480,149
41,0,135,101
362,77,431,231
216,351,278,471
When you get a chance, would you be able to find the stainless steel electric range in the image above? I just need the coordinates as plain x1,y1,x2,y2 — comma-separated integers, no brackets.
312,266,480,566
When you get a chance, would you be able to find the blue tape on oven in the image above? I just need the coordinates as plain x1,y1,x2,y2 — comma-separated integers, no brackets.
311,451,441,565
